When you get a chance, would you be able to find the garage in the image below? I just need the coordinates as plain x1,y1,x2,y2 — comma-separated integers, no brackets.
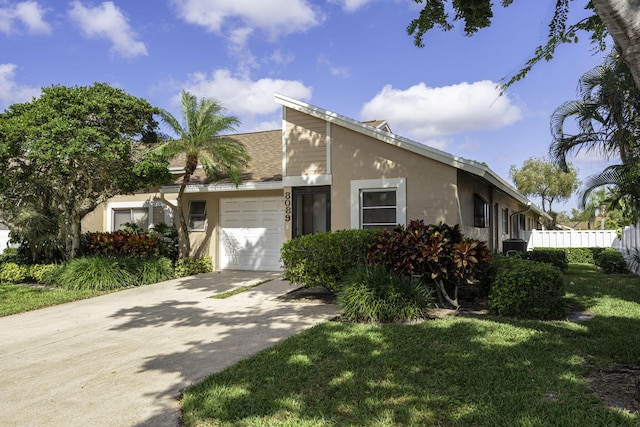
219,197,285,271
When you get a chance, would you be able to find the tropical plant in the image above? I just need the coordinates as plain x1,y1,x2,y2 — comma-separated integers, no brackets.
367,221,492,309
550,50,640,223
155,91,250,257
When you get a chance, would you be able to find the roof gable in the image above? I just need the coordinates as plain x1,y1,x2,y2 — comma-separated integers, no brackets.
274,93,548,219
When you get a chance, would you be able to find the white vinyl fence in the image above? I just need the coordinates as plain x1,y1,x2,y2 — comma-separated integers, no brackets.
527,229,618,251
528,226,640,275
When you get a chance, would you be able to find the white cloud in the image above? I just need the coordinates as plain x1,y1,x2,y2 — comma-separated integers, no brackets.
181,69,312,118
170,0,322,44
68,1,147,58
361,81,523,141
0,1,50,34
0,63,40,110
329,0,378,12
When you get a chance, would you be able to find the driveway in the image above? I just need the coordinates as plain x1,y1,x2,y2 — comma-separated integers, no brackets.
0,271,340,427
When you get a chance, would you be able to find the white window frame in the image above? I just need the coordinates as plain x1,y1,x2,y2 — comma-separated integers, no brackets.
350,178,406,229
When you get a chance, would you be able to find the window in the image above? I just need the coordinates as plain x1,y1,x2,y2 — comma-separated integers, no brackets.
188,201,207,230
501,208,509,234
473,194,489,228
350,178,406,229
361,189,397,229
113,208,148,230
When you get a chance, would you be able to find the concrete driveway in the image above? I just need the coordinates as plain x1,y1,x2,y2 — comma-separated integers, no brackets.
0,272,340,427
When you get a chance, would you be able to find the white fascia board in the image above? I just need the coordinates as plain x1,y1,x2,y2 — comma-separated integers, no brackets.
160,181,283,194
274,93,548,220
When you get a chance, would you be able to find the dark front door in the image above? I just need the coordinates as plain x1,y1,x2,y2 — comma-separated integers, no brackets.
292,186,331,237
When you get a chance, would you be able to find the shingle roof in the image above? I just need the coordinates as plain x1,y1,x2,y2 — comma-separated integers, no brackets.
169,129,282,185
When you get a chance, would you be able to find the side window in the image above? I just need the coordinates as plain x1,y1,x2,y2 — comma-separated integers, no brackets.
473,194,489,228
501,207,509,234
361,189,397,229
188,201,207,230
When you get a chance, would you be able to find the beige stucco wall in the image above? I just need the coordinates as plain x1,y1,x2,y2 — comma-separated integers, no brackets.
329,124,459,230
285,109,327,177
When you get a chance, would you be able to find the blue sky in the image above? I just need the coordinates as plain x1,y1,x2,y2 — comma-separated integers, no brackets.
1,0,615,214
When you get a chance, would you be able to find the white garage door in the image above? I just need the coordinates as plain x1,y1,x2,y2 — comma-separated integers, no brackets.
219,197,285,271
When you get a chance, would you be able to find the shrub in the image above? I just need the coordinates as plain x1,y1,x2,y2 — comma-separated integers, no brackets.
564,248,597,264
338,265,433,323
84,230,162,258
593,248,628,274
175,256,213,278
367,221,492,309
527,248,568,271
0,247,30,264
488,257,568,320
137,256,174,285
28,264,61,285
280,229,379,291
0,262,29,283
57,256,137,290
151,223,179,261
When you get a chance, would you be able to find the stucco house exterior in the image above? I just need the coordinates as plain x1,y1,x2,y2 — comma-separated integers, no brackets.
83,94,548,271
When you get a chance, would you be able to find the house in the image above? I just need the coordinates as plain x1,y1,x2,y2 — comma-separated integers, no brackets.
83,94,548,270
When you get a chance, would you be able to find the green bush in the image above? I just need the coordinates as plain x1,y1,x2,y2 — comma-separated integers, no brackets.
175,256,213,278
57,256,137,290
593,248,628,274
564,248,597,264
488,257,568,320
527,248,568,271
0,262,29,283
338,265,433,323
137,256,175,285
281,229,379,291
28,264,61,285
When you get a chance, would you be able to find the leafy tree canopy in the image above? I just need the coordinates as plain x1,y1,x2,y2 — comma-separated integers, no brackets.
0,83,171,260
509,156,579,214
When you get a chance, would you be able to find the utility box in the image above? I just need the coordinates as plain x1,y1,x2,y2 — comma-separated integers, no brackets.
502,239,527,255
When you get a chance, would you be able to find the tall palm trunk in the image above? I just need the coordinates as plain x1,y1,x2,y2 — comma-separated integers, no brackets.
176,153,199,258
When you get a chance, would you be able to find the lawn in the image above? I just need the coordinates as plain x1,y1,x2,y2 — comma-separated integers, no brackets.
181,264,640,426
0,283,104,316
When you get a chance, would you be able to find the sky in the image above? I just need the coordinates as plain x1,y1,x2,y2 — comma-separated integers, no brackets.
0,0,617,214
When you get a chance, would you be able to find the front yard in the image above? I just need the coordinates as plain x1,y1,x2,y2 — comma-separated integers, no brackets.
181,264,640,426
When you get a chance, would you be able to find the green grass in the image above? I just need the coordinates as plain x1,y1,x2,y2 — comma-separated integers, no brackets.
211,280,272,299
0,283,104,316
182,264,640,426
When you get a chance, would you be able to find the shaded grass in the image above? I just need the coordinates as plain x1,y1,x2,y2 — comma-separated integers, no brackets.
0,283,104,316
182,264,640,426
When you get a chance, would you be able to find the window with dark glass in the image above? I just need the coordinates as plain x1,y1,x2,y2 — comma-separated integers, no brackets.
361,189,396,229
473,194,489,228
188,201,206,230
501,207,509,234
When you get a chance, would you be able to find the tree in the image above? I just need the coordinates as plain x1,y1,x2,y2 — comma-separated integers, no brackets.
509,157,579,215
155,90,250,258
550,50,640,223
0,83,170,261
407,1,640,91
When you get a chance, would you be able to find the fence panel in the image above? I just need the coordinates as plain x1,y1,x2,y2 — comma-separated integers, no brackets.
528,229,618,250
0,230,10,255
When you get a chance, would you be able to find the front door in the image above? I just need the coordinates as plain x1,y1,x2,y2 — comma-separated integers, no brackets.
292,186,331,237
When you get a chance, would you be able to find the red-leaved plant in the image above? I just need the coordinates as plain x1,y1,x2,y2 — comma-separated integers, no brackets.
367,220,491,309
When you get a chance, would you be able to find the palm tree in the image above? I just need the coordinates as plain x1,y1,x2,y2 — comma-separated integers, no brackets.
156,91,250,258
550,49,640,223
